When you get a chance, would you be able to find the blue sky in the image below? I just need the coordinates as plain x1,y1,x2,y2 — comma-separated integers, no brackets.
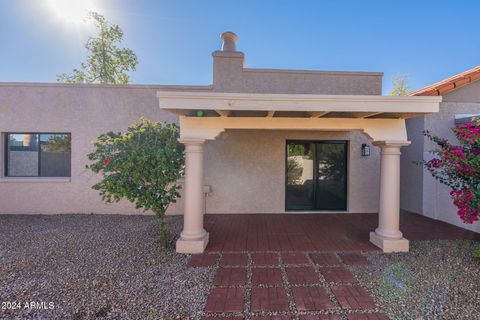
1,0,479,94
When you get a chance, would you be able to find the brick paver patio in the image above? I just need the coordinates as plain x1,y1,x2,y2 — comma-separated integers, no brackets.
319,267,357,283
252,268,283,285
197,250,383,318
213,267,247,286
330,285,377,309
205,287,245,313
204,212,480,252
187,253,217,267
190,212,480,319
251,287,290,312
291,286,334,311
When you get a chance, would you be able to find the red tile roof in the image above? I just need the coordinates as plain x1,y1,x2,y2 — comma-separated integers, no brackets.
412,66,480,96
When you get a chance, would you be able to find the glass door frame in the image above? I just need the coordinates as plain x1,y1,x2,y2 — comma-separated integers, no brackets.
284,140,348,212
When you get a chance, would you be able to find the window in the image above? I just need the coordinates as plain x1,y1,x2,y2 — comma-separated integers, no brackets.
5,133,71,177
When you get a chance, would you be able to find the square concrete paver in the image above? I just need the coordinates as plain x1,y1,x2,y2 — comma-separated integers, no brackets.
309,253,341,266
300,315,341,320
331,285,376,309
213,267,247,286
339,253,371,266
251,287,289,312
292,287,335,311
220,253,248,266
252,267,283,285
205,287,245,313
347,314,390,320
286,266,319,285
319,267,357,283
282,252,310,264
252,253,279,266
187,254,218,267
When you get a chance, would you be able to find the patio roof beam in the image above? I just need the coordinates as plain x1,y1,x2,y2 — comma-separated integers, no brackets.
309,111,329,118
158,91,442,116
362,112,383,118
178,116,410,142
215,110,231,117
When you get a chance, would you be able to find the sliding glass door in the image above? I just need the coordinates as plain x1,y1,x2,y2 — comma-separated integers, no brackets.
286,141,347,211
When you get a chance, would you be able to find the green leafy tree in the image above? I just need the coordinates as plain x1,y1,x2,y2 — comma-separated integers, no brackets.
87,118,184,247
57,12,138,84
390,75,414,96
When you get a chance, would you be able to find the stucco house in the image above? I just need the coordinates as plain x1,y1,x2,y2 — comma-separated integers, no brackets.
3,31,475,254
402,66,480,234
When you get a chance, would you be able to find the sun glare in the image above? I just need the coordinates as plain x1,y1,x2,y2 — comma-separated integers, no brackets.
47,0,98,25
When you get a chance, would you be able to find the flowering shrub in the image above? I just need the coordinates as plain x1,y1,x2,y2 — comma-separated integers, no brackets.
422,119,480,224
87,118,184,247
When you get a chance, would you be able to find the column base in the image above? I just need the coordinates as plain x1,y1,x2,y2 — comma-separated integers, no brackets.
369,232,409,253
176,232,209,253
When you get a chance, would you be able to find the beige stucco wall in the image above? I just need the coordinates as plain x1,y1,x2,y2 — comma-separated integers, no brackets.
204,129,380,214
0,83,382,215
212,52,383,95
0,84,182,215
400,116,424,214
402,80,480,233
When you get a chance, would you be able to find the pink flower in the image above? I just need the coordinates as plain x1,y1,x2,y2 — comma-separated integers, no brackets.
103,159,110,165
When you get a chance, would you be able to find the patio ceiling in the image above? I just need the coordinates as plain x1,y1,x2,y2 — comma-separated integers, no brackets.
157,91,442,119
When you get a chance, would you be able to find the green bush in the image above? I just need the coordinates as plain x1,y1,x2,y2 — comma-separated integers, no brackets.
87,118,184,247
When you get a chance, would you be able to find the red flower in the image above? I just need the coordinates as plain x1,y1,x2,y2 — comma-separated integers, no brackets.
103,159,110,165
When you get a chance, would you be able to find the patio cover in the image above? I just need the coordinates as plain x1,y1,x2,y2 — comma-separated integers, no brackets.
157,91,442,254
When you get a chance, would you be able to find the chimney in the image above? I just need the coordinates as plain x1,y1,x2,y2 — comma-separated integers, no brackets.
221,32,238,52
212,31,244,92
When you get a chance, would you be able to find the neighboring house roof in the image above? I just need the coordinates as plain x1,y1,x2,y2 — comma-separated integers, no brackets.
412,66,480,96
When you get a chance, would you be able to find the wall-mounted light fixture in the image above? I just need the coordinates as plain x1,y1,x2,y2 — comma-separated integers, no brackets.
361,143,371,156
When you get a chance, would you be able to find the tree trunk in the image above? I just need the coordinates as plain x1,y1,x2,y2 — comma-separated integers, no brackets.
154,209,168,249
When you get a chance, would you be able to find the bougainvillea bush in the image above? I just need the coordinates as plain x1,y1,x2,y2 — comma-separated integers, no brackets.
422,118,480,224
87,118,184,247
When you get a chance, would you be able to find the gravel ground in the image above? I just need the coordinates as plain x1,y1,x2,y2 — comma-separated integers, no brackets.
355,240,480,320
1,215,479,320
0,214,214,320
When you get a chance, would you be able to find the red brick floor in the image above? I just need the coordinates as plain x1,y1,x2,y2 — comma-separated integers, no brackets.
331,285,377,309
187,253,218,267
300,316,342,320
346,314,390,320
251,268,283,285
198,212,479,318
220,253,249,266
251,252,280,266
320,266,358,283
204,212,480,252
282,252,310,264
286,266,319,285
205,287,245,313
251,287,289,312
213,267,247,286
291,286,335,311
310,253,341,266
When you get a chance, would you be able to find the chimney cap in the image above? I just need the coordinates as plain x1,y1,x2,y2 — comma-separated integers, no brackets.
220,31,238,52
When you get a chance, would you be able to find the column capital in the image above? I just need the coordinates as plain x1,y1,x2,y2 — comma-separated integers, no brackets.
372,140,411,148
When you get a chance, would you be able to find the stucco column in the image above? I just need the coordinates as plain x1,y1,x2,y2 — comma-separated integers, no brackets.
370,141,411,253
176,138,209,253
